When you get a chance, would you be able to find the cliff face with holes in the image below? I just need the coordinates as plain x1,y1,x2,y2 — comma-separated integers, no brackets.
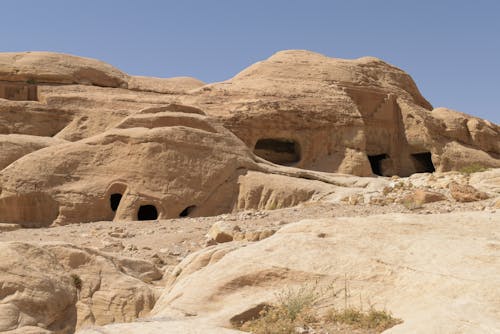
179,50,500,176
0,50,499,226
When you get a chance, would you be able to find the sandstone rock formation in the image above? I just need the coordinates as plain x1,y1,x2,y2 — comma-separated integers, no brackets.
1,50,498,227
0,242,161,333
148,211,500,334
0,50,500,227
181,50,500,176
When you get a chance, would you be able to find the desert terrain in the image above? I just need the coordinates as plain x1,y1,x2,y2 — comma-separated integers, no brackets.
0,50,499,333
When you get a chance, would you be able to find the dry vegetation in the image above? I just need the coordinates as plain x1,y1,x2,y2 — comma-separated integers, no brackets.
234,281,402,334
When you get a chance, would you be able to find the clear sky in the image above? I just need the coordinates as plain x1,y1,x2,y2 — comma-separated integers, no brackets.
2,0,499,123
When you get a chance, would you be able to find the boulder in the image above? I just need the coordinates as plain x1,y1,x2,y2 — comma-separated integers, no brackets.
207,221,241,243
409,189,447,204
449,182,489,202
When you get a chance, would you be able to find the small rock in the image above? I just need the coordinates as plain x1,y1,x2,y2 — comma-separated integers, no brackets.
494,198,500,209
100,239,124,252
207,221,240,243
204,238,217,247
412,189,447,204
449,182,489,203
258,229,276,241
125,244,138,251
244,231,261,242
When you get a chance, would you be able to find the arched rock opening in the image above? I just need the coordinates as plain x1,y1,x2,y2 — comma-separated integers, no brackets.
179,205,196,218
137,205,158,221
411,152,435,173
368,154,388,176
254,138,301,165
109,193,123,212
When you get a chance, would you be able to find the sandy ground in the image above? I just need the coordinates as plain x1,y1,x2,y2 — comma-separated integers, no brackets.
1,199,494,269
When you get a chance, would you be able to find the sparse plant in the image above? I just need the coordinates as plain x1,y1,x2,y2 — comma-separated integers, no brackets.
266,201,278,210
235,279,402,334
71,273,82,290
402,197,423,210
459,164,489,175
327,307,402,331
26,78,36,85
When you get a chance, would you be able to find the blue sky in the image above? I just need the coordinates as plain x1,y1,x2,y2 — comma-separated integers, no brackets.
2,0,499,123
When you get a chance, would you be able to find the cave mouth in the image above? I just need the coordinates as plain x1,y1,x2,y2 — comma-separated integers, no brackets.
254,138,301,165
368,154,389,176
412,152,435,173
109,193,123,212
137,205,158,221
179,205,196,218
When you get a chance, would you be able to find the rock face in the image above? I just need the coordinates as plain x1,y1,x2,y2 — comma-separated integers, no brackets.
149,211,500,334
0,50,498,228
0,52,128,87
181,50,500,176
0,134,67,170
0,242,161,333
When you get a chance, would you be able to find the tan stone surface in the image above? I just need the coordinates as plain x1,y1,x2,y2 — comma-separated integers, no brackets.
0,50,499,333
0,134,67,170
78,320,244,334
0,242,161,333
449,181,489,202
128,76,205,94
410,188,447,204
151,211,500,334
0,52,128,87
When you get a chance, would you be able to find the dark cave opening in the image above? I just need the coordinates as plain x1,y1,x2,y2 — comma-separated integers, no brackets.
254,138,301,165
368,154,389,176
137,205,158,221
411,152,435,173
179,205,196,218
109,193,123,212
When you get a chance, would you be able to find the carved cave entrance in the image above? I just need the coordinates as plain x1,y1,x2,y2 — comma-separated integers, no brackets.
254,138,301,165
411,152,435,173
368,154,388,176
137,205,158,221
179,205,196,218
109,193,123,212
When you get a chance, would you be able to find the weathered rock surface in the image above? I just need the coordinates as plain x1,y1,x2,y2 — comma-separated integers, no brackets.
0,50,498,227
0,242,161,333
449,182,489,202
0,134,67,170
180,50,500,176
147,211,500,334
0,106,344,226
78,320,244,334
0,52,128,87
0,50,499,333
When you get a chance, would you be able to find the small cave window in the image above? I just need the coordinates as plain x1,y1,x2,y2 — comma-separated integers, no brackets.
254,138,301,165
179,205,196,218
411,152,435,173
109,193,123,212
137,205,158,221
368,154,388,176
